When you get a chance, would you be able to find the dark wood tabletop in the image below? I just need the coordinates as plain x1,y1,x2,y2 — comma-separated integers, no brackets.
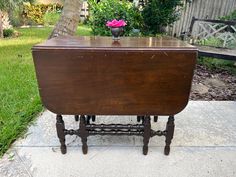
33,35,197,50
32,36,197,115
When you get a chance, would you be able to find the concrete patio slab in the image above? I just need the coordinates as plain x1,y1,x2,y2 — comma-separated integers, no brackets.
0,101,236,177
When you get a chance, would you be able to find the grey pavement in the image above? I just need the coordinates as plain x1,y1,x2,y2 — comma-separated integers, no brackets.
0,101,236,177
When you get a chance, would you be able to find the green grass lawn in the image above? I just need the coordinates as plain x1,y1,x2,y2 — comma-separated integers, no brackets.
0,25,91,157
198,57,236,75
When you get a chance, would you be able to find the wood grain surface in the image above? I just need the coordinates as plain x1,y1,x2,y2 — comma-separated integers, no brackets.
32,36,197,115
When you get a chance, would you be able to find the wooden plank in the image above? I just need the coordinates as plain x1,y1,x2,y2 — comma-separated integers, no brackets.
220,0,227,17
211,0,217,19
199,0,205,19
192,18,236,25
197,45,236,61
186,1,193,32
182,1,189,33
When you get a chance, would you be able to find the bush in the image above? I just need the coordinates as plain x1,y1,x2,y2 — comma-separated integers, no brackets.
22,3,63,25
43,12,60,26
142,0,183,35
197,37,223,48
198,57,236,75
10,10,23,27
220,10,236,21
88,0,143,36
22,3,44,24
3,29,14,38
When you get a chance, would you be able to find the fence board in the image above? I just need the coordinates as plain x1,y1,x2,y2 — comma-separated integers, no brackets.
168,0,236,37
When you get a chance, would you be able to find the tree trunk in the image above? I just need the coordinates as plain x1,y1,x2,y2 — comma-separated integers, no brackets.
49,0,83,39
0,10,3,38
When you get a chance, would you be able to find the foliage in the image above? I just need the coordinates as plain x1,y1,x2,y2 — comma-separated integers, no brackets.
197,37,223,48
0,0,35,37
220,10,236,21
22,3,63,25
196,34,236,49
142,0,183,35
0,0,35,11
198,57,236,75
3,28,14,37
199,37,235,49
22,3,44,24
88,0,143,36
9,7,23,27
43,12,60,26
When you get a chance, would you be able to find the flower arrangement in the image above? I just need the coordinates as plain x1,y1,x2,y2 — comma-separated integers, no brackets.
106,19,127,28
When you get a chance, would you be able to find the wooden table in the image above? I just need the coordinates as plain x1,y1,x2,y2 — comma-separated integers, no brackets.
32,36,197,155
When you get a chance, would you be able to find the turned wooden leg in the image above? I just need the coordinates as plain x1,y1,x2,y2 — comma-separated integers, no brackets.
75,115,79,121
56,115,67,154
154,115,158,122
137,115,141,122
164,115,175,155
86,115,91,124
143,116,151,155
91,115,96,122
79,115,89,154
86,115,96,123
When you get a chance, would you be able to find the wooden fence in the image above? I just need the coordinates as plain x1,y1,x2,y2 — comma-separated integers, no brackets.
80,1,89,21
167,0,236,37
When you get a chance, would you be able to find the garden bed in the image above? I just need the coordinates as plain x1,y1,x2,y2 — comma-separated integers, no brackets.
191,64,236,101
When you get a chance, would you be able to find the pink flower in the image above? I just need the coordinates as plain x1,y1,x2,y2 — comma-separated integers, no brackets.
106,19,127,28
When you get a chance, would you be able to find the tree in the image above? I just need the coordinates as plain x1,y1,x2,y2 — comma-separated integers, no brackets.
142,0,184,34
49,0,83,39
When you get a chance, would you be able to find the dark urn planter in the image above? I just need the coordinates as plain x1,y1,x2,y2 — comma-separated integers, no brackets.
110,27,124,40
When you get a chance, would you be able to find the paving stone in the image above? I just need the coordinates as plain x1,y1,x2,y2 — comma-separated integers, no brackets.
0,150,32,177
15,101,236,148
6,146,236,177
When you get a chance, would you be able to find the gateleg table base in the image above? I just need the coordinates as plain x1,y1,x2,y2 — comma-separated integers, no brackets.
56,115,175,155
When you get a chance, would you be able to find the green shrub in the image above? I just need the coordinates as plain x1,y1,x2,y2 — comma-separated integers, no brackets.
43,12,60,26
220,10,236,21
9,5,26,26
88,0,143,36
22,3,44,24
142,0,183,35
198,57,236,75
3,29,14,38
197,37,223,48
198,37,236,49
10,9,23,27
22,3,63,25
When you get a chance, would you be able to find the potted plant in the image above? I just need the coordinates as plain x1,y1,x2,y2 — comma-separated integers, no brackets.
106,19,127,40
